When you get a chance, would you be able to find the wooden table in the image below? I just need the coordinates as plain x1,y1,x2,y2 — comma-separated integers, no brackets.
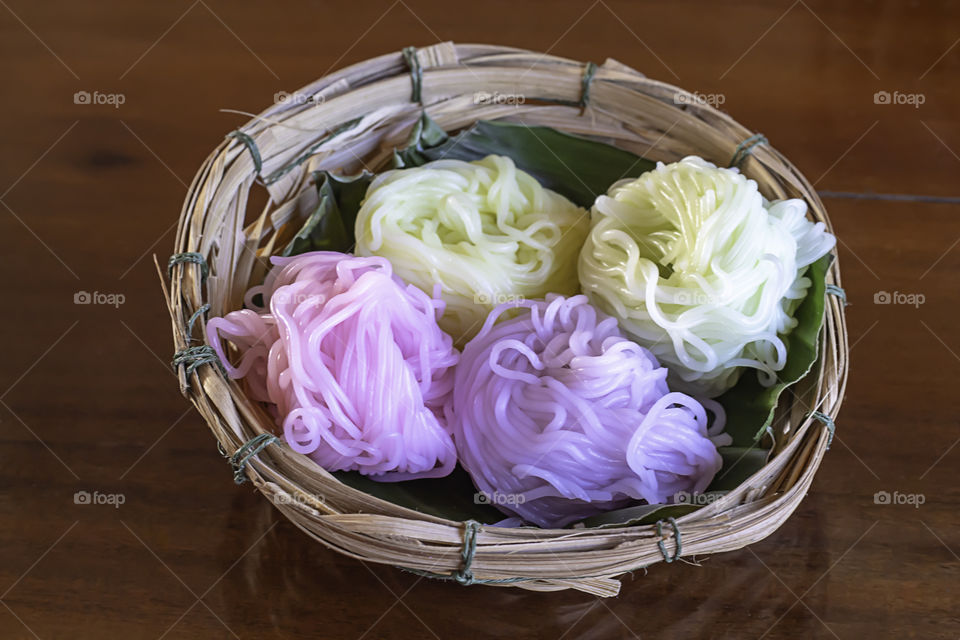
1,1,957,637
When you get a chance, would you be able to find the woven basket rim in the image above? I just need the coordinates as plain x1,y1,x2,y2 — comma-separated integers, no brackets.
163,41,848,597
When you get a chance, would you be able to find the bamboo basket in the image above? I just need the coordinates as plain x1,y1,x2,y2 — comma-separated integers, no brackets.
163,42,848,598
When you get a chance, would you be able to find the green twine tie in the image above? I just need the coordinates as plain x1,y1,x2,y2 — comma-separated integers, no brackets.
579,61,598,110
810,411,836,449
186,303,210,342
656,517,682,563
400,520,529,586
168,252,208,283
453,520,480,585
826,284,848,306
729,133,768,169
402,46,423,105
226,130,263,176
230,433,280,484
171,345,225,383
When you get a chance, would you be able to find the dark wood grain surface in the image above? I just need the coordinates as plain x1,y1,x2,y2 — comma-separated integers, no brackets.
1,1,958,638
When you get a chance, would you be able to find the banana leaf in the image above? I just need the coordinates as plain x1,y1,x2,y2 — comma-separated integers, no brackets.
281,171,372,256
392,112,656,208
333,465,505,524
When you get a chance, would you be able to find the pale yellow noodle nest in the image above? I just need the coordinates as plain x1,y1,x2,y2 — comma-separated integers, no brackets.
355,154,588,341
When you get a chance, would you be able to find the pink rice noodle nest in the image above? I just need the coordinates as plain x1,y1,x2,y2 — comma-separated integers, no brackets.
207,251,459,481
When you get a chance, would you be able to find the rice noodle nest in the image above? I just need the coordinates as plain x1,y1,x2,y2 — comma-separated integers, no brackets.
452,294,730,528
355,154,589,343
206,252,460,481
578,156,836,398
